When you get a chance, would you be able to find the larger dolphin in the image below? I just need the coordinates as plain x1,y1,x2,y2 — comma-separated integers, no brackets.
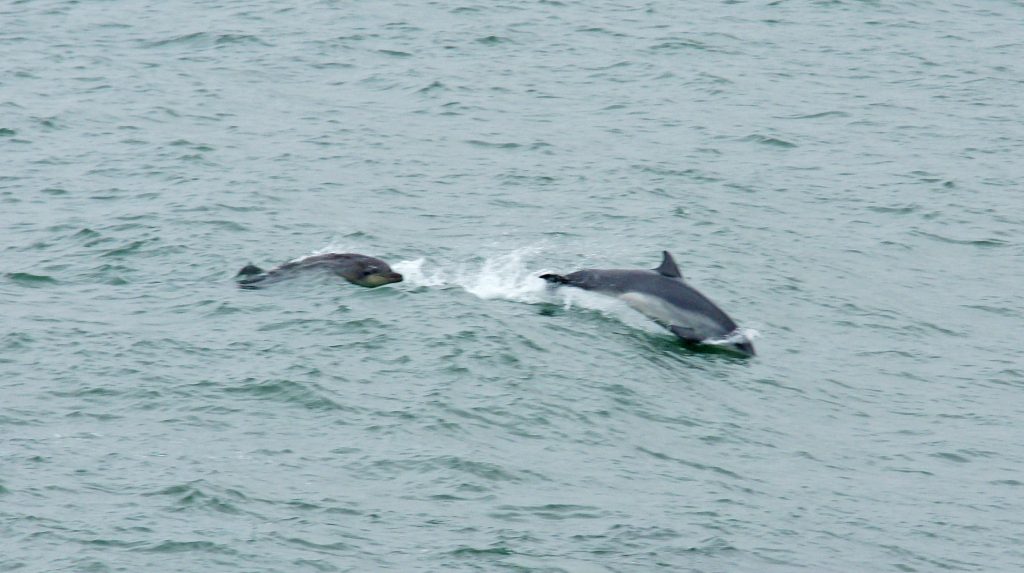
541,251,755,356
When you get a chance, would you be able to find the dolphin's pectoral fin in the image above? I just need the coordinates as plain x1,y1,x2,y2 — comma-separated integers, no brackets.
654,251,683,280
236,263,264,278
668,324,704,345
540,273,569,285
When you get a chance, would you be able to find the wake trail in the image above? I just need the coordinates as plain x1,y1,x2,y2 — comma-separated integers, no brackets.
392,248,665,333
339,245,759,344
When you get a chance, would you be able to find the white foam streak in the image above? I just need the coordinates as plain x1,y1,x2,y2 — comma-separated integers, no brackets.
703,328,760,348
391,258,447,288
459,250,549,302
394,248,551,302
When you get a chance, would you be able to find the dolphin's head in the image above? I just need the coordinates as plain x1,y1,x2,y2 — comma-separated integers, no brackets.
704,330,757,357
731,338,756,357
337,256,403,288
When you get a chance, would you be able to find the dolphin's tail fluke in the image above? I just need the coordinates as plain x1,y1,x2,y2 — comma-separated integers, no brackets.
236,263,264,278
540,273,570,285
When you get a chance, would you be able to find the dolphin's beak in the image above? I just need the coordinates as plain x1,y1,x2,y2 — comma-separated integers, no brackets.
734,340,756,356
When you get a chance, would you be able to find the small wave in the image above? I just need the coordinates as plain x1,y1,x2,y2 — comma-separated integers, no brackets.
142,481,248,516
476,35,513,45
276,536,351,551
223,378,346,412
867,204,919,215
144,32,269,50
491,503,605,521
101,239,158,258
377,49,412,58
6,272,58,285
741,134,797,148
649,39,708,51
450,545,513,557
776,111,850,120
911,230,1008,248
465,139,523,149
141,540,237,555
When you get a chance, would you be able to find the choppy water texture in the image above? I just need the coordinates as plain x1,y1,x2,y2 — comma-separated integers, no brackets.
3,1,1023,571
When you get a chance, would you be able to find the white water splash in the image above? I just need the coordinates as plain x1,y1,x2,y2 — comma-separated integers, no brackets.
458,249,551,303
394,248,550,301
703,327,761,348
391,258,448,288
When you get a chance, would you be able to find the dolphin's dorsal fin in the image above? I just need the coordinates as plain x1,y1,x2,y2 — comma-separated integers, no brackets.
654,251,682,279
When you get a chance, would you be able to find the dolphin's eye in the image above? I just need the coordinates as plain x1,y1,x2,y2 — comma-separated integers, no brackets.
363,267,378,276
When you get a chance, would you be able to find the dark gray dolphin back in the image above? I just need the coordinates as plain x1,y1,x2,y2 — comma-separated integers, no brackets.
236,252,403,288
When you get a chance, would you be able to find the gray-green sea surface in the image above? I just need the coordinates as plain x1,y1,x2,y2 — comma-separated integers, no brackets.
3,1,1023,571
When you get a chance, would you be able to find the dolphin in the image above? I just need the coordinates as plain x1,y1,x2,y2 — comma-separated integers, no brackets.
540,251,755,356
236,252,403,289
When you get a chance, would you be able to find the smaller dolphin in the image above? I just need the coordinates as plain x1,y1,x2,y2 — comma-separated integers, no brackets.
541,251,755,356
236,253,403,289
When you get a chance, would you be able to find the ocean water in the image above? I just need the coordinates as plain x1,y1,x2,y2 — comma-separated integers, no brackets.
2,1,1023,571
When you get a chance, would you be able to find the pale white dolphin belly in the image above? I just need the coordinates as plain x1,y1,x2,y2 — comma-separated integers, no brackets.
618,291,724,340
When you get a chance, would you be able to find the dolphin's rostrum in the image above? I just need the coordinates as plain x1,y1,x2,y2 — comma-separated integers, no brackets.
236,253,403,289
541,251,755,356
